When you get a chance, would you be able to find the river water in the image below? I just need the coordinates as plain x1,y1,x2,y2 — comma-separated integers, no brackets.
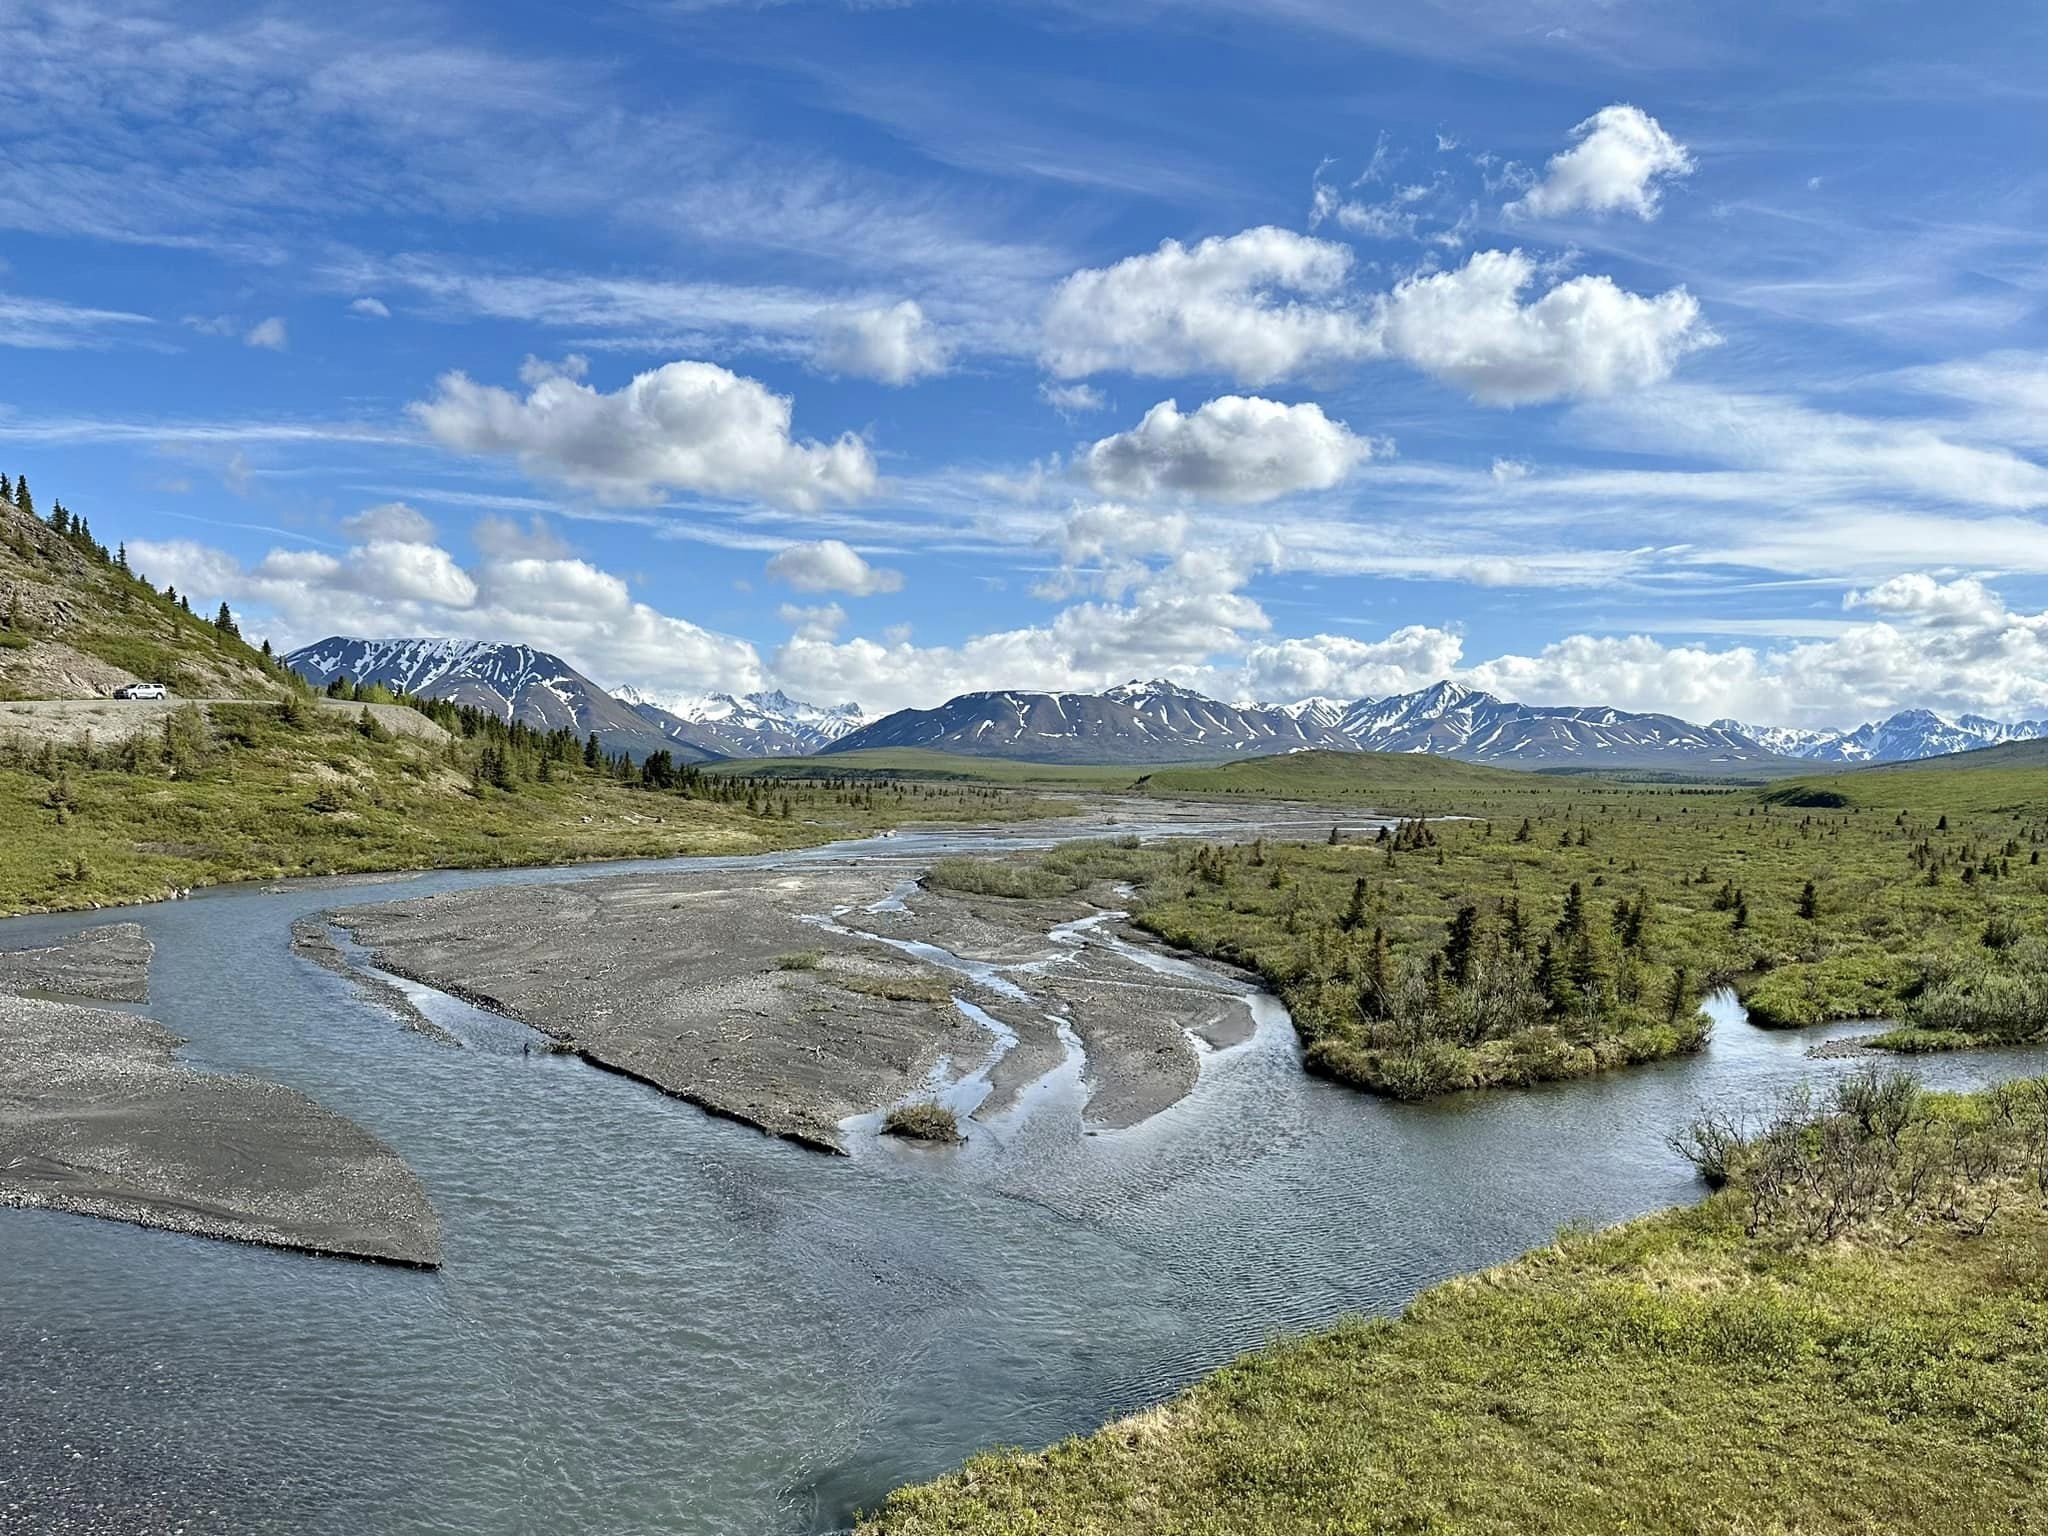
4,816,2043,1535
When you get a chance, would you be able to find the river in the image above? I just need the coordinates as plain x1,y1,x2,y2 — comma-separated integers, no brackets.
4,814,2042,1535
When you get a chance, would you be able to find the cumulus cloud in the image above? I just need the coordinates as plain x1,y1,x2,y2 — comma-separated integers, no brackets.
1455,574,2048,727
764,538,904,596
812,300,948,385
1238,625,1466,701
244,316,288,350
1082,395,1378,503
777,601,847,639
1054,502,1188,563
410,358,877,508
774,543,1274,714
1041,227,1377,385
1375,249,1709,405
1844,573,2007,629
341,501,436,543
1507,104,1693,221
127,523,763,696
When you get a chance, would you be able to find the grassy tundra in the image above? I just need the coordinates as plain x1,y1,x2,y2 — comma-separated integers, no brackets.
862,1073,2048,1536
925,750,2048,1098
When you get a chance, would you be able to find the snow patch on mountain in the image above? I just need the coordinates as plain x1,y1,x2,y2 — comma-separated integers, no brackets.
1718,709,2048,763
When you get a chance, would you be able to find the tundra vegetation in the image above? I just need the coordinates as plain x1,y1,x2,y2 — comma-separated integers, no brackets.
861,1073,2048,1536
923,752,2048,1097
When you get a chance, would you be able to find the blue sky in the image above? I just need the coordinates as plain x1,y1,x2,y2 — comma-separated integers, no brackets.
3,0,2046,725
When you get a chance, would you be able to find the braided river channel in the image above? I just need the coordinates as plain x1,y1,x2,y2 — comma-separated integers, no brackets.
5,810,2043,1534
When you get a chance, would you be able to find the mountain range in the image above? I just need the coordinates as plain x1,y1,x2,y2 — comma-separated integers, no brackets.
614,685,869,758
821,679,1776,767
1715,709,2048,764
283,636,2046,770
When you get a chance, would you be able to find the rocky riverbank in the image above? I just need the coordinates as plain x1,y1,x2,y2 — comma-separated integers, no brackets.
0,923,441,1267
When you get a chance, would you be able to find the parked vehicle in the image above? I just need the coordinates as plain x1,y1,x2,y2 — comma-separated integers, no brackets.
113,682,169,700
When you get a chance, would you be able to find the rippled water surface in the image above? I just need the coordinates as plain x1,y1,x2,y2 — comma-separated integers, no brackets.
4,819,2042,1535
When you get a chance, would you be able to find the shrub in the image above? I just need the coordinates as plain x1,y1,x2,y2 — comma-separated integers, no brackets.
883,1101,964,1143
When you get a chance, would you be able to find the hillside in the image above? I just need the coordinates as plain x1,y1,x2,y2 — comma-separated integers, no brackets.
0,489,283,701
286,636,702,763
1766,739,2048,816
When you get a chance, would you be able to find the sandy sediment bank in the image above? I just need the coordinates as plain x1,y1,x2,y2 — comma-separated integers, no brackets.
0,925,441,1267
0,920,156,1002
327,855,1263,1149
329,866,990,1154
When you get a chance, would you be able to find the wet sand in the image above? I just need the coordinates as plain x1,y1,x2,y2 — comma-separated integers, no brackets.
0,925,440,1267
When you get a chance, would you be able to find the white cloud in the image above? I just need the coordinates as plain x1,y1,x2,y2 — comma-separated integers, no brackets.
342,501,436,543
764,538,904,596
350,297,391,319
1039,381,1107,416
126,526,763,696
774,543,1273,714
410,358,878,508
1082,395,1378,503
0,291,153,350
244,316,288,350
812,300,948,385
1054,502,1188,563
1456,575,2048,728
1041,226,1377,385
1238,625,1465,701
777,601,847,639
1842,573,2005,629
470,514,573,561
1376,249,1709,404
1506,104,1693,221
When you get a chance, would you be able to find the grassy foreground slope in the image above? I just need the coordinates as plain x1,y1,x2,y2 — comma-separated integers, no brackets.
863,1075,2048,1536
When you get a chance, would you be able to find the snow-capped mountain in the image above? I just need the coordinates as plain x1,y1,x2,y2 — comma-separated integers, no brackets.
613,685,868,758
1330,681,1768,766
824,678,1783,768
284,636,718,762
1715,709,2048,764
1258,696,1347,730
822,680,1347,764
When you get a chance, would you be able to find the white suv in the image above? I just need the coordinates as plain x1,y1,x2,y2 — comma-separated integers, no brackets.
114,683,169,701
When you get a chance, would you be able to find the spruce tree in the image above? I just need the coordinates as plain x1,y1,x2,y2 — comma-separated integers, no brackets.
13,476,30,519
1340,877,1369,932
